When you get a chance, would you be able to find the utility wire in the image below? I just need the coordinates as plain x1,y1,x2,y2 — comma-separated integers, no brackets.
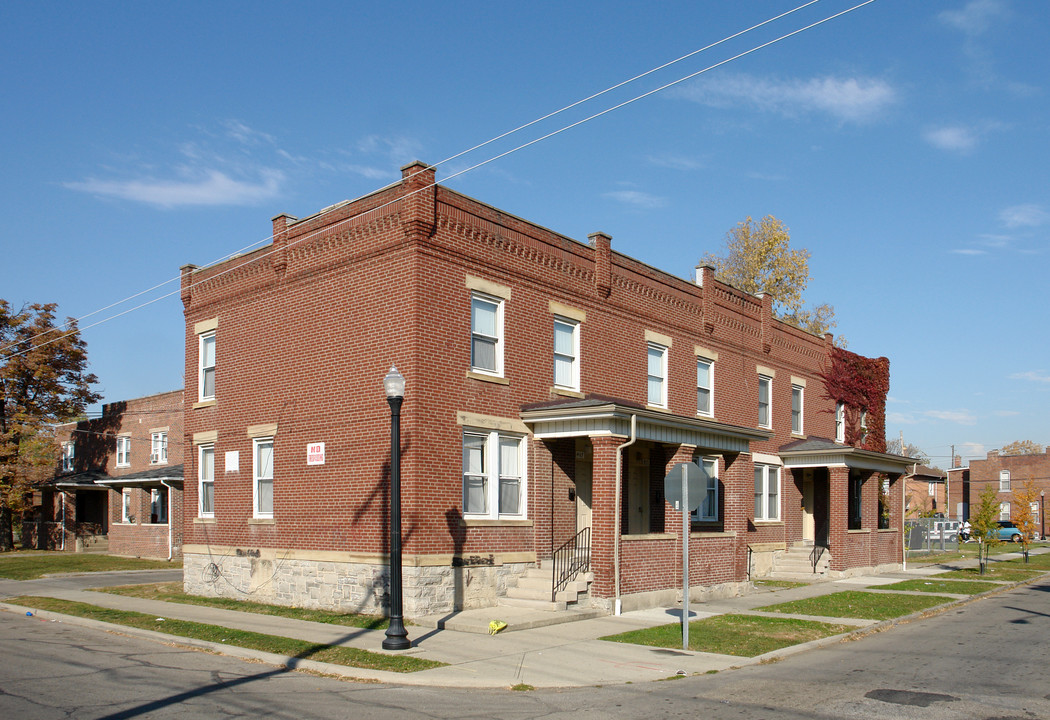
3,0,877,361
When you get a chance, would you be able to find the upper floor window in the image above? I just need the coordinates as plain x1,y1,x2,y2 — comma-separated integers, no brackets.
462,429,526,519
758,375,772,429
151,432,167,465
254,437,274,518
116,436,131,467
198,444,215,518
835,402,845,443
754,463,780,521
791,384,804,435
691,457,719,522
999,470,1011,491
553,317,579,390
150,488,168,524
122,489,133,523
928,482,936,497
61,442,74,472
470,293,503,376
647,343,668,408
696,358,713,417
199,331,216,401
859,409,868,443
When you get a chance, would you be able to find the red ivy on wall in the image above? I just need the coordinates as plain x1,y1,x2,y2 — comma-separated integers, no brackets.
818,347,889,453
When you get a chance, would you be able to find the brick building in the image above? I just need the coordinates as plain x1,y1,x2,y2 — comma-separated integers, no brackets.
960,448,1050,538
31,390,184,559
178,161,914,617
903,464,947,518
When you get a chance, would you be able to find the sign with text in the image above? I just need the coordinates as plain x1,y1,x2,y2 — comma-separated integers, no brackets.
306,442,326,465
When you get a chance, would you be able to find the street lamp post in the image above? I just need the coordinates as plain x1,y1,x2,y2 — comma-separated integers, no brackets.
382,366,410,651
1041,491,1045,542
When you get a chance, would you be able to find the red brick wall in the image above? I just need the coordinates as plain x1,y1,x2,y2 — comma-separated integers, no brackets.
179,162,892,592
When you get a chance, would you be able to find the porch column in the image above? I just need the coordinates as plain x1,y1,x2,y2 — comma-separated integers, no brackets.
828,466,850,572
589,435,625,599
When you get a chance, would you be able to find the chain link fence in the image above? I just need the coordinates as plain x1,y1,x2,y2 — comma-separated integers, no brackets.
905,518,962,556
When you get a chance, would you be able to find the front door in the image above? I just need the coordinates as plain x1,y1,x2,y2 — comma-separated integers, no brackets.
802,469,815,544
627,447,650,534
574,438,593,534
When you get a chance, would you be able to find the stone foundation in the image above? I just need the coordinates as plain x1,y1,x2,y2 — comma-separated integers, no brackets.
182,545,534,617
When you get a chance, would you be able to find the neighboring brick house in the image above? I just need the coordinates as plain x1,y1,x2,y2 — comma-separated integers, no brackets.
903,464,947,518
966,448,1050,537
32,390,184,558
178,161,915,617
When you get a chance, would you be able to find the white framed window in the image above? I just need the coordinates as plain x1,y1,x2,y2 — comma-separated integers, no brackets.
462,430,526,519
999,470,1011,491
696,358,713,417
647,343,668,408
754,464,780,521
199,330,216,401
758,375,772,429
150,488,168,524
791,384,804,435
151,432,168,465
61,442,74,472
122,489,133,523
859,409,868,442
835,402,845,443
470,293,503,375
553,317,580,390
116,436,131,467
198,444,215,518
1000,501,1010,521
690,457,720,522
928,482,936,497
253,437,274,518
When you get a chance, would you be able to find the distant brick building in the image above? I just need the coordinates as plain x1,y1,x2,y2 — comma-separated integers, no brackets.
32,390,184,559
903,464,947,518
178,161,914,617
963,448,1050,537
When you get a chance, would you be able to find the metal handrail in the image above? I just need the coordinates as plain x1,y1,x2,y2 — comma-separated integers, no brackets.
551,527,591,602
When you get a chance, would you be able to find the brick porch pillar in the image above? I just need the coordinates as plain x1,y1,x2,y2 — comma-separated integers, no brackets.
589,435,626,600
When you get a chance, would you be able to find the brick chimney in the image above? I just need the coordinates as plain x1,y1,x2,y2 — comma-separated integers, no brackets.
590,231,612,298
400,161,436,240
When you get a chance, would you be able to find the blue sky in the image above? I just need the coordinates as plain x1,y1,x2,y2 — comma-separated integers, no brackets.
2,0,1047,467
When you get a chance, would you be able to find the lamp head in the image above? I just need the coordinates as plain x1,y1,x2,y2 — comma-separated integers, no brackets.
384,366,406,399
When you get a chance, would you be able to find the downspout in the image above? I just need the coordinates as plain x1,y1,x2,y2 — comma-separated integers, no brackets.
60,491,66,551
613,414,637,616
901,472,907,571
160,480,175,561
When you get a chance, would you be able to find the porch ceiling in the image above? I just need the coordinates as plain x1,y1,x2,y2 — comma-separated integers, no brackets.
520,396,770,454
779,437,916,474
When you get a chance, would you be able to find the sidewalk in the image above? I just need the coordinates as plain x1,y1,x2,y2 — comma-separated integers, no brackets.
2,550,1047,688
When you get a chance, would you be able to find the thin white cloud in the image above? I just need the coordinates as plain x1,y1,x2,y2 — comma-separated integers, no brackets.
993,410,1021,417
886,411,918,425
222,119,276,146
356,135,424,165
923,409,977,425
938,0,1006,36
603,190,668,209
1000,204,1050,228
957,441,986,459
675,73,897,124
949,248,987,256
66,169,284,208
1010,370,1050,383
924,125,978,152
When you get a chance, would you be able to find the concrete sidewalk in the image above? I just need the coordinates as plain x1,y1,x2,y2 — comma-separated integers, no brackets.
1,550,1046,688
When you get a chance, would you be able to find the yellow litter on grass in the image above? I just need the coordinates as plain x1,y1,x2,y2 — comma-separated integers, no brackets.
489,620,507,635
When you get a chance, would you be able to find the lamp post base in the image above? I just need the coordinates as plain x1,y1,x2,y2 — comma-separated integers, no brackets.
383,618,411,650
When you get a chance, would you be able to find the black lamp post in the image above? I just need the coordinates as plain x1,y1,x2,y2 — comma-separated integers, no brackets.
382,366,410,651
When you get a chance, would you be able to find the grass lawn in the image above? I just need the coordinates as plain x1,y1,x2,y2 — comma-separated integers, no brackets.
877,579,1001,595
935,566,1045,582
910,542,1048,567
752,579,808,592
755,590,955,620
601,614,854,658
0,554,179,580
94,582,387,629
995,552,1050,570
11,596,442,673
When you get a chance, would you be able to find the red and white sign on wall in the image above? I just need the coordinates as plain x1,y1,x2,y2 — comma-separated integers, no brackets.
306,442,325,465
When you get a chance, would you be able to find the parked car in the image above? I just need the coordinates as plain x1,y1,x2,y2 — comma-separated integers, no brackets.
994,521,1023,543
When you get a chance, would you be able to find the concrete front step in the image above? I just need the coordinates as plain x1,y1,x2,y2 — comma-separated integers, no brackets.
499,596,568,612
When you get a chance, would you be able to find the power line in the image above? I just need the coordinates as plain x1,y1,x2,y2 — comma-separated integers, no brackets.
3,0,878,362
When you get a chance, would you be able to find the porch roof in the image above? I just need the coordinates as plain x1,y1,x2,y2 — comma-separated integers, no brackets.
94,464,184,488
520,394,771,454
778,437,917,474
51,471,111,491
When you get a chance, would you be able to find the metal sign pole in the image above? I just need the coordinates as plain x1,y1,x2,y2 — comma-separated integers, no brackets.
682,473,689,651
